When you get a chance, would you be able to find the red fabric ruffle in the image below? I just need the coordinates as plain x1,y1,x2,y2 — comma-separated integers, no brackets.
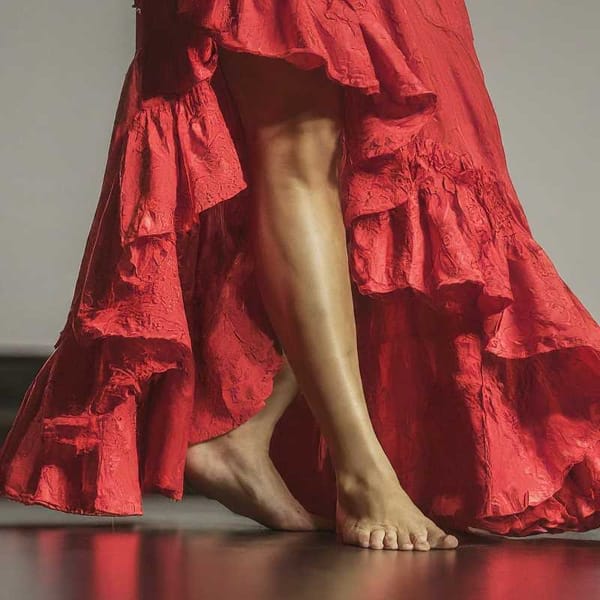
0,0,599,536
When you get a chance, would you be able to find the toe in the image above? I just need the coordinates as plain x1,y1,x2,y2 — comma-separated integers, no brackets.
410,529,431,551
351,526,372,549
439,533,459,549
397,530,414,551
369,528,386,549
425,525,452,549
383,528,399,550
425,521,459,549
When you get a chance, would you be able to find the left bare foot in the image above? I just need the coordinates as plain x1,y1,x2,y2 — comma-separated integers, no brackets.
185,419,333,531
186,354,333,531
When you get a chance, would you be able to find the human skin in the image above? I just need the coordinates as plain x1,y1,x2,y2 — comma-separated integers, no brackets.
185,47,459,551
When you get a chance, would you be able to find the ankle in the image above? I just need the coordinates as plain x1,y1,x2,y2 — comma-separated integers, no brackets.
334,448,398,492
186,424,271,459
226,417,273,451
337,464,394,491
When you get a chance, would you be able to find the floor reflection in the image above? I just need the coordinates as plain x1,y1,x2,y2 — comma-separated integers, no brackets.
0,496,597,600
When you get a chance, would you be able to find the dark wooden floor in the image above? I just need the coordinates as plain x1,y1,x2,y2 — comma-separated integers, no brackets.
0,495,597,600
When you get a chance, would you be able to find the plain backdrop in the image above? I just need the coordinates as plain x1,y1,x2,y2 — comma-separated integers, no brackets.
0,0,598,353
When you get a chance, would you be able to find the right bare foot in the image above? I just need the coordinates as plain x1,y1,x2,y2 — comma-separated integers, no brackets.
336,458,459,551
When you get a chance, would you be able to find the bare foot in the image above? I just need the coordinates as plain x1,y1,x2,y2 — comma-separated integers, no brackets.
184,418,334,532
336,456,459,551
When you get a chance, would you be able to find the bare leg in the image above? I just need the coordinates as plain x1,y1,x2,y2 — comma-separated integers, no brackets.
195,47,459,551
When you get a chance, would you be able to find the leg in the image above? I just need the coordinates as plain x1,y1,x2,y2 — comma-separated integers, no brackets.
216,47,457,550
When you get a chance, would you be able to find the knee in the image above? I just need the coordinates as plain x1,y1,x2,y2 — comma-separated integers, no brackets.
249,113,344,188
217,49,344,186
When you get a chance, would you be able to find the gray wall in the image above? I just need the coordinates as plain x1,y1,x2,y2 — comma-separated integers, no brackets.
0,1,598,353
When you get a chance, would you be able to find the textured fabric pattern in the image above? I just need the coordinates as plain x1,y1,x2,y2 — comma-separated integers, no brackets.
0,0,599,535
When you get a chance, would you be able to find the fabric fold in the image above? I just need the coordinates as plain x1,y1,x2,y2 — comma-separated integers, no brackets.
0,0,599,535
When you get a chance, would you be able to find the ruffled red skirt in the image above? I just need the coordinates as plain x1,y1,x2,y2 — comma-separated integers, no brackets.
1,0,599,536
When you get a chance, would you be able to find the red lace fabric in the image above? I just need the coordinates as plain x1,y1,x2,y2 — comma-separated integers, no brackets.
0,0,599,535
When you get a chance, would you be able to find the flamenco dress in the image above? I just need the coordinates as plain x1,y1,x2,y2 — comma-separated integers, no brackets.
0,0,599,536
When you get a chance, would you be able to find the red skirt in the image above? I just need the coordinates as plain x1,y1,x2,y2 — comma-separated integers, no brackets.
1,0,599,536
